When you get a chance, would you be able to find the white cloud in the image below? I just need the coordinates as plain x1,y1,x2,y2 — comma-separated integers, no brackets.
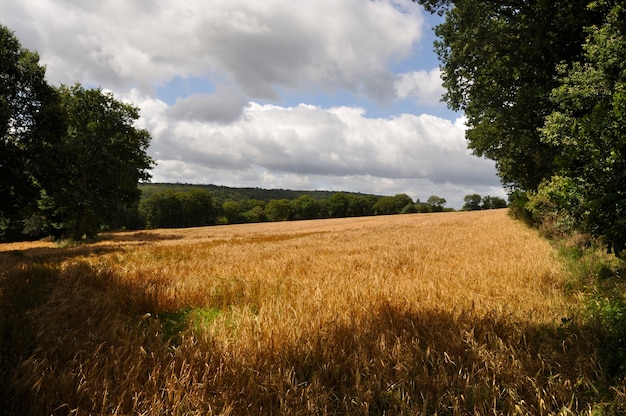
6,0,424,102
166,86,248,123
395,68,446,106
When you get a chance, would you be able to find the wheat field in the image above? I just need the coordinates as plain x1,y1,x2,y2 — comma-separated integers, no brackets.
0,210,605,414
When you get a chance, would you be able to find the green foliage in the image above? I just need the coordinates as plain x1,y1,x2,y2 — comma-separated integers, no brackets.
419,1,625,255
401,202,417,214
42,84,154,239
0,24,64,237
507,190,533,224
140,189,217,229
591,293,626,377
222,200,241,224
373,194,416,215
265,199,291,222
525,176,586,238
463,194,507,211
419,0,599,189
328,193,350,218
539,2,626,254
557,238,626,382
480,196,507,210
462,194,482,211
239,205,267,223
426,195,446,212
158,307,221,344
373,196,397,215
290,195,321,220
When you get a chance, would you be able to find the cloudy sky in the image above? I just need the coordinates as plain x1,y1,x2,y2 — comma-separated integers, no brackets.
3,0,506,208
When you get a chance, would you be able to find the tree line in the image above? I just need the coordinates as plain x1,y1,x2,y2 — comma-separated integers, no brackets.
138,187,456,229
415,0,626,256
0,24,153,241
136,184,508,229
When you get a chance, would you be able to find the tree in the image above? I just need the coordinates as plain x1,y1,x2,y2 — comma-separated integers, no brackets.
373,196,397,215
328,193,350,218
222,201,241,224
538,1,626,254
45,84,153,239
265,199,291,221
416,0,599,190
481,196,507,210
182,189,218,226
290,195,320,220
239,205,266,223
426,195,446,212
414,198,433,213
140,189,216,228
0,24,63,238
462,194,482,211
394,194,415,213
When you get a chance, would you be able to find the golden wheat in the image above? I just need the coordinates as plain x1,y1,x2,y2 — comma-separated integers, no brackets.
0,210,605,414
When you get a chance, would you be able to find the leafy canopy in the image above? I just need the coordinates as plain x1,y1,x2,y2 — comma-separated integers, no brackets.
43,84,154,239
538,1,626,251
416,0,597,190
0,24,63,227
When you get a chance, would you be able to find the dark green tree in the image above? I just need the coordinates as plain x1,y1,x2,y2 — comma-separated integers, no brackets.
0,24,64,238
45,84,153,239
481,195,507,210
140,189,216,228
426,195,446,212
182,189,218,226
290,195,320,220
394,194,415,213
265,199,291,221
373,196,397,215
328,193,350,218
539,1,626,254
238,199,267,223
416,0,598,190
239,205,266,223
462,194,482,211
414,198,433,213
222,201,241,224
401,202,418,214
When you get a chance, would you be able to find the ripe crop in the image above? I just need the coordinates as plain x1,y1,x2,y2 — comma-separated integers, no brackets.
0,210,604,414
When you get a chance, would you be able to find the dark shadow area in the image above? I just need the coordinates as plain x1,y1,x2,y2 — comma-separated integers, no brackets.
100,230,185,243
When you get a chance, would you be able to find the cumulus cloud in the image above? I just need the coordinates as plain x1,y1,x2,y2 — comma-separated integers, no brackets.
395,68,446,105
6,0,424,102
166,86,248,123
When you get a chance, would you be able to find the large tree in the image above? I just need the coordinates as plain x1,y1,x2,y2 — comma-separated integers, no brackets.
539,1,626,254
0,24,63,233
415,0,599,190
44,84,154,239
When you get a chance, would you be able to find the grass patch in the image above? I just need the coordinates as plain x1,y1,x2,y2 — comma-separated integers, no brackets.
158,306,222,343
553,233,626,413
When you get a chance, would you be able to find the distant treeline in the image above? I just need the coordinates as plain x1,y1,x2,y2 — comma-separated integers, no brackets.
135,183,506,229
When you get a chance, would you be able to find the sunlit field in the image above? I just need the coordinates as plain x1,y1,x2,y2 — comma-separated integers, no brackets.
0,210,606,414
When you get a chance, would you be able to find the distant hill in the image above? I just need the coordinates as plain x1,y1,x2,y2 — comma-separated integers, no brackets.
139,183,383,202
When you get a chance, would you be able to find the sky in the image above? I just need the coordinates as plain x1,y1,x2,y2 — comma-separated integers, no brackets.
2,0,506,209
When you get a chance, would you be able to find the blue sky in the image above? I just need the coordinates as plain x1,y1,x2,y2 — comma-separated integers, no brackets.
3,0,505,208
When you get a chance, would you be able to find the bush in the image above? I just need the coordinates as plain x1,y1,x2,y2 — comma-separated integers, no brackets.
526,176,585,237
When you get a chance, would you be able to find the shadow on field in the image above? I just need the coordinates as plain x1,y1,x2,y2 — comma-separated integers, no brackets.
0,247,619,415
100,230,185,243
252,302,606,415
